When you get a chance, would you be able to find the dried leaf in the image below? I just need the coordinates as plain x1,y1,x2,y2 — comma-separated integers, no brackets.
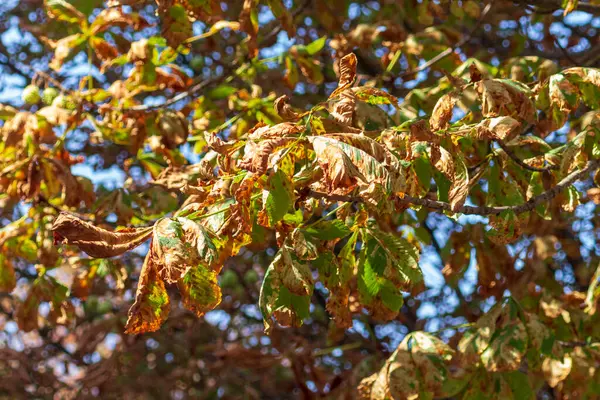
49,34,85,71
475,116,521,141
274,95,302,121
330,53,357,98
430,93,457,131
476,79,535,122
238,136,296,175
459,300,527,372
125,250,171,334
239,0,259,58
542,355,572,388
158,1,193,48
152,217,219,284
329,91,356,126
52,212,153,258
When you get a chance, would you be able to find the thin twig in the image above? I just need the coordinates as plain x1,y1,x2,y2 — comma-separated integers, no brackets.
496,140,559,172
260,0,312,44
118,72,231,112
308,159,600,216
553,36,580,66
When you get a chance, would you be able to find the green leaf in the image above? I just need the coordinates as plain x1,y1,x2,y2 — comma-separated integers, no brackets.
413,155,432,192
208,85,237,100
259,169,294,227
125,253,170,335
259,251,312,333
304,36,327,55
304,219,351,240
178,264,221,317
369,228,423,290
46,0,86,25
504,371,535,400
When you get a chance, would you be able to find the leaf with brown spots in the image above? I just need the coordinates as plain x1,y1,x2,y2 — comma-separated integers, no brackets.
124,249,171,334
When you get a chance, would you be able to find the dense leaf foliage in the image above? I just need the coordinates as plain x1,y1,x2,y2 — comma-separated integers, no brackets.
2,0,600,398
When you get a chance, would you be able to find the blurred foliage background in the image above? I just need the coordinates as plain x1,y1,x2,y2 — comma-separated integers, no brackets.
2,0,600,399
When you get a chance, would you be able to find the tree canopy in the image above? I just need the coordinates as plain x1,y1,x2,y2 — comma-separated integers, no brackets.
2,0,600,398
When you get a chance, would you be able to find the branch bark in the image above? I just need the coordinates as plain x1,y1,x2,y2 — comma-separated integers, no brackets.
308,159,600,216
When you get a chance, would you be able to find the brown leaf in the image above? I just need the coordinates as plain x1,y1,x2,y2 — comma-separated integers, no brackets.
125,249,171,334
158,1,193,49
475,116,521,141
410,120,440,145
587,187,600,204
274,95,302,121
469,62,483,83
151,217,219,284
0,254,16,292
157,110,188,148
91,7,149,34
91,37,119,62
247,122,302,140
329,91,356,126
128,39,152,63
429,93,457,131
1,112,29,147
475,79,535,122
156,67,186,91
52,212,153,258
542,355,572,388
238,137,295,175
37,105,73,126
49,34,83,71
239,0,259,58
330,53,357,99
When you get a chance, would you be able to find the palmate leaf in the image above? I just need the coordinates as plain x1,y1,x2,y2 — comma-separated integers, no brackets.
123,217,228,334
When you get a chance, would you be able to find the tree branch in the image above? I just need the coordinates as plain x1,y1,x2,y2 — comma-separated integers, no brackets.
308,159,600,216
119,72,231,112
